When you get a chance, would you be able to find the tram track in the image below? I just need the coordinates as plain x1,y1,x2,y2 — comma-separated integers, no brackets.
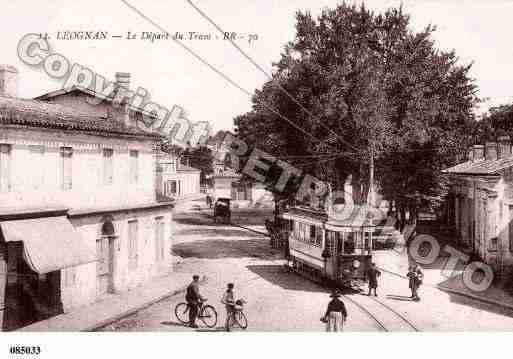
191,204,420,331
366,294,419,331
340,294,388,331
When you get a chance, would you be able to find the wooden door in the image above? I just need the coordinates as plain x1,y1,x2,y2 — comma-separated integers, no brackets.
97,237,114,295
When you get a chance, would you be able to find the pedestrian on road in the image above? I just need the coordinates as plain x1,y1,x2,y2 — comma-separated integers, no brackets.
185,275,205,328
322,290,347,332
366,262,381,296
221,283,236,331
407,265,423,301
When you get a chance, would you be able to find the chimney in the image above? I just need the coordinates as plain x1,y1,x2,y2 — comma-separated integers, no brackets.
114,72,131,127
473,145,484,161
485,142,498,161
0,65,18,98
498,136,512,159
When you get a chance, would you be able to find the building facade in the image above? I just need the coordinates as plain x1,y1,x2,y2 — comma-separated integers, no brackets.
157,153,201,198
0,67,174,330
444,136,513,277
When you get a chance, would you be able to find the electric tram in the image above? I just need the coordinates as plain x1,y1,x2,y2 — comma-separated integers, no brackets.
282,203,389,288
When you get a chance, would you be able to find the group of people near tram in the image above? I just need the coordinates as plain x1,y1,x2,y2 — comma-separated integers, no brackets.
322,262,424,332
183,262,424,332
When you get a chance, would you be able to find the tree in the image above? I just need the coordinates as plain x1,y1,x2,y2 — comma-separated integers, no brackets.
181,146,214,185
234,3,479,224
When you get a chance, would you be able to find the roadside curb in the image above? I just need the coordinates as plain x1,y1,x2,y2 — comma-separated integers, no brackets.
86,275,208,331
436,285,513,312
380,266,513,312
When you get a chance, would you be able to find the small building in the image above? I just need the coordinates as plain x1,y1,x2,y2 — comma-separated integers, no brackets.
210,167,273,206
157,152,201,198
443,136,513,277
0,67,174,330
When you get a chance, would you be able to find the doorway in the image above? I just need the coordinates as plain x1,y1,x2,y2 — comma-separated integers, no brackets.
97,219,116,296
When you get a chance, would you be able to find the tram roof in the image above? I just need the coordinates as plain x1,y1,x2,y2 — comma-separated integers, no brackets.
283,204,388,230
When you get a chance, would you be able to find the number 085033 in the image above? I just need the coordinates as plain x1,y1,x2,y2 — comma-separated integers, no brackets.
9,346,41,355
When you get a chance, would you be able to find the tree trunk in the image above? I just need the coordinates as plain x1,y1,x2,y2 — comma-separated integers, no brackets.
399,204,406,233
274,196,280,223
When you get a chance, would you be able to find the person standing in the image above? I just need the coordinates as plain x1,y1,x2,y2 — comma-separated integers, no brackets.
366,262,381,296
323,291,347,332
221,283,236,331
185,275,205,328
407,265,423,301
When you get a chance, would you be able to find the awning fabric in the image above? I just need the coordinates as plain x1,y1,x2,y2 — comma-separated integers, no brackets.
1,216,96,274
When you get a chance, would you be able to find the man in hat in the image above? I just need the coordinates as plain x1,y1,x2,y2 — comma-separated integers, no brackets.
323,290,347,332
221,283,236,331
185,275,205,328
366,262,381,296
407,264,423,301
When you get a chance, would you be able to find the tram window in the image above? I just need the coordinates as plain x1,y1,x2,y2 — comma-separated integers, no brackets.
315,228,323,246
310,225,316,240
345,234,355,254
326,232,337,255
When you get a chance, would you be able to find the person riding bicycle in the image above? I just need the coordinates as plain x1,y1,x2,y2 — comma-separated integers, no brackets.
185,275,205,328
221,283,236,331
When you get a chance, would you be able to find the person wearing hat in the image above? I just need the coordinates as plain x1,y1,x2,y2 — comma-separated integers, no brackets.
221,283,236,331
366,262,381,297
185,275,205,328
322,290,347,332
407,264,423,301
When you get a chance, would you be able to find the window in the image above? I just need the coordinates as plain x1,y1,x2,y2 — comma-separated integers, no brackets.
60,147,73,190
0,144,11,192
155,217,165,261
128,220,138,269
293,221,321,247
29,145,45,189
103,148,114,185
129,150,139,184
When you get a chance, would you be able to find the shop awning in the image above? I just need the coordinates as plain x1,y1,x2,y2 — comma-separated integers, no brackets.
1,216,96,274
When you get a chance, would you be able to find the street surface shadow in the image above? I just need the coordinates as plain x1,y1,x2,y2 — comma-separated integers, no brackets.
246,264,329,293
175,227,263,238
160,320,186,327
442,291,513,318
386,294,414,302
195,327,230,332
173,239,282,259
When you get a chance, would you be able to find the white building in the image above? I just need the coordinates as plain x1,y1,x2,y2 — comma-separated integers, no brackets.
157,152,201,198
444,136,513,277
0,67,174,330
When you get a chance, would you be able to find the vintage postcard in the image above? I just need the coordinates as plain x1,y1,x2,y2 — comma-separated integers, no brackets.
1,0,512,357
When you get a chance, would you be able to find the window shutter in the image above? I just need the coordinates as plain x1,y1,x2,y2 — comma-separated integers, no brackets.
103,149,113,185
129,150,139,184
61,147,73,190
128,220,138,269
0,144,11,192
29,145,45,189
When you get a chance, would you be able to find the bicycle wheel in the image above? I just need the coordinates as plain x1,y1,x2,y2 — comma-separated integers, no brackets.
175,302,189,324
234,311,248,329
200,305,218,328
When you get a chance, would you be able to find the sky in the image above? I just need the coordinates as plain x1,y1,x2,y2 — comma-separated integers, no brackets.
2,0,513,133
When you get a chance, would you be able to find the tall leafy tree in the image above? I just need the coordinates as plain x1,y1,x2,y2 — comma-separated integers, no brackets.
234,3,479,224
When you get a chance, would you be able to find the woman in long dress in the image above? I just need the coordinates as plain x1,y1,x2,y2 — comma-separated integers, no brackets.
323,291,347,332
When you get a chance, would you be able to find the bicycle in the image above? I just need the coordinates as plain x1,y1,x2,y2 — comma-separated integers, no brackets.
175,299,218,328
226,299,248,330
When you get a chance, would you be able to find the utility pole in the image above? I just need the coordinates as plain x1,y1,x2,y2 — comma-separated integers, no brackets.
368,141,375,208
368,140,375,254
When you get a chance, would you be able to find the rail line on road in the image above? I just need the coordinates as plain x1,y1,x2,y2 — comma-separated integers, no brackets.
365,295,419,331
192,204,420,331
